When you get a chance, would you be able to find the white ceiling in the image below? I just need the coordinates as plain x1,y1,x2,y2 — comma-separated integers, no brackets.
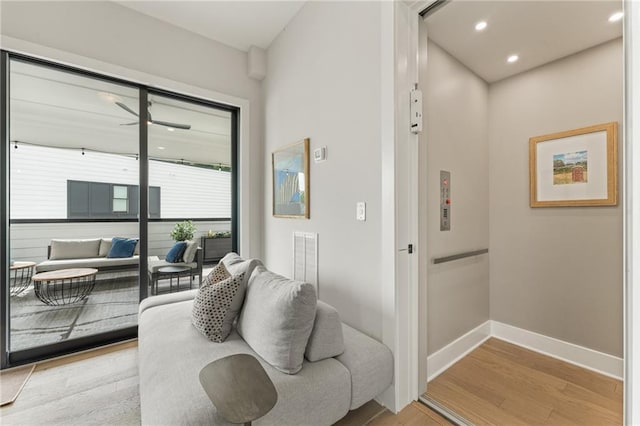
10,60,233,166
424,0,623,83
115,0,306,52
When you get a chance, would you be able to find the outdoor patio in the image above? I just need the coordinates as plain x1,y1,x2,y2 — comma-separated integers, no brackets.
9,267,213,352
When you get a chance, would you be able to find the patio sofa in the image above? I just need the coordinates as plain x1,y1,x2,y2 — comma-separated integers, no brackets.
138,252,394,425
36,238,140,273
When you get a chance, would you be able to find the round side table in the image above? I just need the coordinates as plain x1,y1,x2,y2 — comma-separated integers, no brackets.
10,261,36,296
32,268,98,306
157,265,192,293
199,354,277,425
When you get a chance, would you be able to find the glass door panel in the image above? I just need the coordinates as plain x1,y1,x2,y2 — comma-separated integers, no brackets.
9,58,140,352
147,93,233,295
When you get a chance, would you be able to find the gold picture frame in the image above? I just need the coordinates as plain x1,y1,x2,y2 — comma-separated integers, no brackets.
272,138,310,218
529,122,618,207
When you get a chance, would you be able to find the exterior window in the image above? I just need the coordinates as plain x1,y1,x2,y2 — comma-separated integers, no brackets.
67,180,160,219
113,185,128,213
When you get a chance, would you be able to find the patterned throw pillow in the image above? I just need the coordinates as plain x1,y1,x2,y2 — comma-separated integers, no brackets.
192,269,246,342
202,261,231,288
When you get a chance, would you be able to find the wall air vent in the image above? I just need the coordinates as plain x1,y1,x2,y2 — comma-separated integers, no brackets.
293,231,318,296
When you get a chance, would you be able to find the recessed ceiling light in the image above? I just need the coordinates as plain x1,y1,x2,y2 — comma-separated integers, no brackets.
158,146,165,150
475,21,487,31
507,54,519,64
609,11,623,22
167,127,175,132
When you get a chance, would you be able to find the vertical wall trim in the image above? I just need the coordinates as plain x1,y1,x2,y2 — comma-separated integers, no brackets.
231,109,239,254
139,89,149,301
1,51,10,368
624,0,639,423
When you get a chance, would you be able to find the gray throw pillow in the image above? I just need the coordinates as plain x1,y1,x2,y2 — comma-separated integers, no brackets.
192,268,245,343
183,240,199,263
237,266,317,374
305,301,345,362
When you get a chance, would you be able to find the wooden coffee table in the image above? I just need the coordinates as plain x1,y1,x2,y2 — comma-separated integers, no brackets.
32,268,98,306
9,261,36,296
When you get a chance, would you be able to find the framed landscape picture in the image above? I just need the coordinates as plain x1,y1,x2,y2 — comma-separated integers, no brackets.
529,122,618,207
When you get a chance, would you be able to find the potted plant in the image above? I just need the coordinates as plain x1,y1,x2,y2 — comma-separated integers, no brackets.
171,220,196,242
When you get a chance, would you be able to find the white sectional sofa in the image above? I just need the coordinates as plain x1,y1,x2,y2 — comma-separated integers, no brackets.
138,253,394,425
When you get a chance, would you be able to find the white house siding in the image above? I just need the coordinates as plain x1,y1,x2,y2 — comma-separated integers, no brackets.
10,144,231,219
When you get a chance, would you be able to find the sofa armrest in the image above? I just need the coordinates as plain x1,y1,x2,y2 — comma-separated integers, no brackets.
336,324,394,410
139,289,198,317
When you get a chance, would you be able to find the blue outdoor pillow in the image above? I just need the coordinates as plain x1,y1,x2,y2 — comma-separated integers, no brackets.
166,242,187,263
107,237,138,258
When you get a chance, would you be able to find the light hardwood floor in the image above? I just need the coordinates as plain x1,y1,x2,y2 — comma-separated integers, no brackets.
425,337,623,425
0,340,448,426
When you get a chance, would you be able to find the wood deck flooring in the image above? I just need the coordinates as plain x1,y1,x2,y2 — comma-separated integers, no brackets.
425,337,623,425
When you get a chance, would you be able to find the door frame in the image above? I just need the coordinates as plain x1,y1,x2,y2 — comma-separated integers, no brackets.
398,1,640,424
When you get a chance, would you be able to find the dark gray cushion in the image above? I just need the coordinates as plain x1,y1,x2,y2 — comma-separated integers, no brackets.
305,301,345,362
237,265,317,374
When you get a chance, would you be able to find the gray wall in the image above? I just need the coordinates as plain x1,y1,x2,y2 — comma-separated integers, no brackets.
420,35,491,355
489,38,624,357
0,0,264,258
262,1,385,340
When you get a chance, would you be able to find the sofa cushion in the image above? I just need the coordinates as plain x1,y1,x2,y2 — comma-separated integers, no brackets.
305,301,345,362
183,240,199,263
107,237,138,258
219,253,262,326
99,238,112,257
191,270,246,343
36,256,139,272
49,239,101,260
202,261,231,287
336,324,394,409
166,242,187,263
148,259,197,274
237,266,317,374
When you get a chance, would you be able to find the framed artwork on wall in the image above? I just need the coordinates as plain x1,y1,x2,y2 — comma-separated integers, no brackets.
529,122,618,207
272,138,310,218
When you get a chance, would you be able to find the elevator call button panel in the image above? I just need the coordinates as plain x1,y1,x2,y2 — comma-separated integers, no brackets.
440,170,451,231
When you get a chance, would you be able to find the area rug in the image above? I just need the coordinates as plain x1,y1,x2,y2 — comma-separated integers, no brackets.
0,364,35,406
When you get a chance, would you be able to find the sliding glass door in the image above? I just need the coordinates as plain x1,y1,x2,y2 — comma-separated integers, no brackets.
1,52,238,367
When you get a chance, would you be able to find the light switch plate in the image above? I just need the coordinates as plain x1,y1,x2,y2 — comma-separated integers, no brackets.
356,202,366,221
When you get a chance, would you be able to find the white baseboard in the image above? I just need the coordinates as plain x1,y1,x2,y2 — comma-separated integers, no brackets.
426,320,623,382
427,320,491,381
491,321,623,380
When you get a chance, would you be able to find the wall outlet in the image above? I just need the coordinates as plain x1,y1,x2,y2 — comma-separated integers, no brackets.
356,202,366,221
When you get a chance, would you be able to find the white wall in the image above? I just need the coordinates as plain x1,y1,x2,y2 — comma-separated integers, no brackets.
10,144,231,219
420,38,490,355
0,0,263,257
263,1,384,341
489,39,623,357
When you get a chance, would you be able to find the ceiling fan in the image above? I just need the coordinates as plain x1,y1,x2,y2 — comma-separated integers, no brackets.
116,101,191,130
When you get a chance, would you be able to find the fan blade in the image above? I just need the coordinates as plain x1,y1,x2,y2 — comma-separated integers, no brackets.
116,101,139,117
119,122,138,126
152,120,191,130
